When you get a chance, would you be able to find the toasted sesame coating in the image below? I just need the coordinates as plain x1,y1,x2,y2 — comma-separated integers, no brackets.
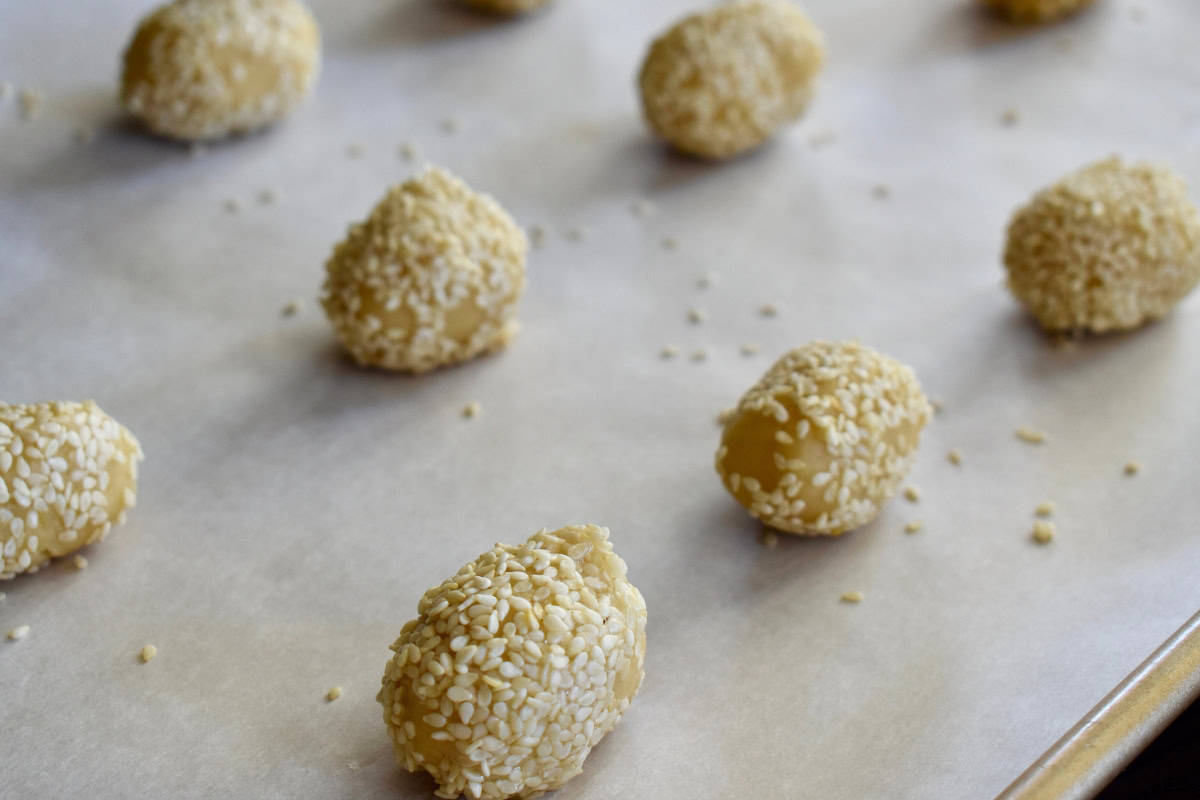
120,0,320,141
638,0,825,160
461,0,553,13
321,167,528,372
1004,157,1200,333
715,341,930,536
378,525,646,800
982,0,1097,23
1,401,143,580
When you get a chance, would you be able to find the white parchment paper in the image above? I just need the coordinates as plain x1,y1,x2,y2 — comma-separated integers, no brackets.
2,1,1199,797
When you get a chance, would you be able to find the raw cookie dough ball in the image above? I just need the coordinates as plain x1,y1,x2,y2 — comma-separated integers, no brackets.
378,524,646,800
1004,157,1200,333
715,341,930,536
461,0,553,14
1,401,143,579
982,0,1097,23
638,0,825,160
321,167,528,372
120,0,320,141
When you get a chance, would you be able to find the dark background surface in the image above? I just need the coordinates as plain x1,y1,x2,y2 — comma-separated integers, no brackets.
1095,699,1200,799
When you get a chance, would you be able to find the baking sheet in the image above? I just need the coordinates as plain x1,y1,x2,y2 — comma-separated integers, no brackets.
3,1,1200,798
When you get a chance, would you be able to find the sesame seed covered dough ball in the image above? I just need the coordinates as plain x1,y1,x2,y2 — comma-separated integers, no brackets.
982,0,1097,23
1,401,143,579
638,0,825,160
378,525,646,800
321,167,528,372
461,0,553,14
1004,157,1200,333
715,341,930,536
120,0,320,141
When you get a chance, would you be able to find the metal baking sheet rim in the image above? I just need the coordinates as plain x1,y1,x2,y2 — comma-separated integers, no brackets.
997,609,1200,800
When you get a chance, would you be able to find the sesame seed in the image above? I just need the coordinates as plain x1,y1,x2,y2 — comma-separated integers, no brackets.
840,591,864,604
1035,501,1055,517
760,530,779,549
690,349,708,362
1000,108,1020,127
462,402,482,419
258,188,277,205
325,686,342,702
345,143,365,159
696,271,717,290
7,625,30,641
759,304,779,318
904,520,922,534
660,345,678,360
686,308,707,325
1124,461,1142,476
73,554,88,570
630,199,657,217
930,398,945,415
871,184,891,201
903,486,921,503
281,299,304,317
1015,426,1047,444
223,198,241,213
140,644,157,663
564,227,586,242
740,343,760,357
947,448,963,465
17,89,43,120
439,117,459,134
529,225,547,248
1032,520,1055,544
661,236,678,250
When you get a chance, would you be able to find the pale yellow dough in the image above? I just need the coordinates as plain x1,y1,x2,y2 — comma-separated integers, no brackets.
120,0,320,141
321,167,528,372
982,0,1097,23
378,525,646,800
638,0,825,160
461,0,553,13
715,341,930,536
1,401,143,579
1004,157,1200,333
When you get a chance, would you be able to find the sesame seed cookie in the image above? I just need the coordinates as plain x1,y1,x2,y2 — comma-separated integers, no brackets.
321,167,528,372
982,0,1097,23
378,524,646,800
1004,157,1200,333
638,0,825,160
715,341,930,536
1,401,143,579
120,0,320,141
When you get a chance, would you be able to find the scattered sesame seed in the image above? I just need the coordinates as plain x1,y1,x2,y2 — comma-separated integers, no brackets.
930,398,945,415
661,236,678,250
760,530,779,549
904,520,922,534
73,554,88,570
564,227,586,242
72,125,96,145
398,142,418,161
439,116,459,134
660,345,679,360
947,448,963,465
223,198,241,213
696,271,717,290
903,486,921,503
529,225,547,248
1032,520,1055,544
140,644,158,663
1000,108,1020,127
346,142,365,159
281,299,304,317
740,343,760,357
840,591,864,604
258,188,277,205
462,402,482,419
7,625,30,641
1124,460,1142,475
690,349,708,362
871,184,891,200
1034,501,1055,517
686,307,707,325
759,304,779,318
17,89,43,120
1015,426,1047,444
326,686,343,702
630,199,657,217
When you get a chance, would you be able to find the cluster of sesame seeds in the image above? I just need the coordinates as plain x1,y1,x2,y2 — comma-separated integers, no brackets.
120,0,321,141
1004,157,1200,333
320,167,528,373
982,0,1097,23
378,525,646,800
715,340,931,536
637,0,825,160
1,401,143,579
